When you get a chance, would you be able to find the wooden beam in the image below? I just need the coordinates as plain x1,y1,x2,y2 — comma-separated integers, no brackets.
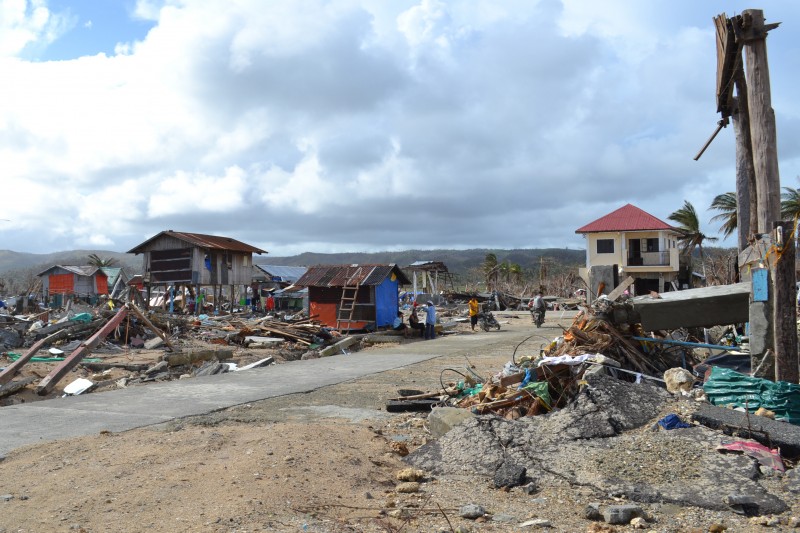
35,307,129,395
128,303,175,352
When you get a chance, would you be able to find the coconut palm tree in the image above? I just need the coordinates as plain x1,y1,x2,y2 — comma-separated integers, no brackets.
87,253,117,267
483,253,498,289
780,187,800,220
709,192,737,239
668,200,718,278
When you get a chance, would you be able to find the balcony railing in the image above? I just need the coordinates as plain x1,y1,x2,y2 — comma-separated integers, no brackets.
627,251,670,267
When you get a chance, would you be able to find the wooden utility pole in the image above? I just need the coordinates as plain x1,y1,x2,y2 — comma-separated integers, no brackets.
740,9,781,233
773,221,798,383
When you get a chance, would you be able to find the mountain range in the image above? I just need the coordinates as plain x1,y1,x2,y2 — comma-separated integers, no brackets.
0,248,585,277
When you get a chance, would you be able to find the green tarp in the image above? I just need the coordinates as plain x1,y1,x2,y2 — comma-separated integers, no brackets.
704,366,800,425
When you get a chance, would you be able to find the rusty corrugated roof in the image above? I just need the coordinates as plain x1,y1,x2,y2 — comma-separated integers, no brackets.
128,231,267,254
295,264,410,287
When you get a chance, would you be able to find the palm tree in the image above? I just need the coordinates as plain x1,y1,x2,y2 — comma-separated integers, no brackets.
668,200,718,278
483,253,498,289
87,253,117,267
780,187,800,220
709,192,738,239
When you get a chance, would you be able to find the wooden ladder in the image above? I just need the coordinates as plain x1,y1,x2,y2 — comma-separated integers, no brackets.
336,267,363,331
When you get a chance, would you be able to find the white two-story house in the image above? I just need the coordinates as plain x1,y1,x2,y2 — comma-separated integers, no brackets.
576,204,683,296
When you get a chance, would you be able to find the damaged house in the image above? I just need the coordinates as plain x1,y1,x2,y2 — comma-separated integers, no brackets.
39,265,110,307
296,264,410,331
575,204,687,297
127,230,267,313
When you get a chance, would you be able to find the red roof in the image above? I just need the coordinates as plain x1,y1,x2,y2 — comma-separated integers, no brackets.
575,204,675,234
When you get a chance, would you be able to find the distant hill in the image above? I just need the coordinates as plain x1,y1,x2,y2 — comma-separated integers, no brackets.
255,248,585,274
0,250,142,276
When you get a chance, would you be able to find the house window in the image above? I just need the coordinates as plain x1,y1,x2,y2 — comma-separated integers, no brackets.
596,239,614,254
646,238,659,252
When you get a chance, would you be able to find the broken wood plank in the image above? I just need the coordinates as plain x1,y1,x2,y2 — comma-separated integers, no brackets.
36,307,130,395
318,336,359,357
161,348,235,367
0,376,36,399
129,303,175,352
606,276,635,301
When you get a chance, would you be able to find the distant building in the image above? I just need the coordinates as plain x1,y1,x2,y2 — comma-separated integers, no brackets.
38,265,110,307
575,204,683,296
252,265,309,311
296,264,410,330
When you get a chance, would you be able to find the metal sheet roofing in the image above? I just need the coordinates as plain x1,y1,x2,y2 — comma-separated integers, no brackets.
37,265,103,277
254,265,308,283
295,264,411,287
128,231,267,254
575,204,675,234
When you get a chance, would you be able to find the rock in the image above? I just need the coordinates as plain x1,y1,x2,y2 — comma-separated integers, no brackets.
522,481,538,495
584,503,602,521
787,516,800,528
300,351,319,360
519,518,551,528
725,494,759,516
493,461,526,488
708,524,727,532
396,468,425,482
459,504,486,519
663,367,694,394
0,494,13,502
603,504,643,525
144,360,169,376
427,407,476,438
387,509,411,519
395,482,420,493
491,514,516,523
630,516,647,529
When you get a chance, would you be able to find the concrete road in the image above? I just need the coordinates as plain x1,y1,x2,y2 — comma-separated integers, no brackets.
0,314,563,456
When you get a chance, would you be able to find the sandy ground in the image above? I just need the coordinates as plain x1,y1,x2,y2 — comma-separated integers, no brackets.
0,311,794,532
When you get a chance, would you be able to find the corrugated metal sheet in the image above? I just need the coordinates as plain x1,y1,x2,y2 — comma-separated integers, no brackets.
575,204,675,234
296,264,410,287
128,231,267,254
254,265,308,283
37,265,101,277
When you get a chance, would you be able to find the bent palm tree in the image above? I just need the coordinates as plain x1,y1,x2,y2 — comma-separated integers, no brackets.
668,200,718,279
709,192,737,239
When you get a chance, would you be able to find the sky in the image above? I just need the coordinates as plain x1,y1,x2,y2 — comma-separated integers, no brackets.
1,0,800,257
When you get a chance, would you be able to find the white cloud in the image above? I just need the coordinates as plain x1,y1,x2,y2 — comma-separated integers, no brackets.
1,0,800,256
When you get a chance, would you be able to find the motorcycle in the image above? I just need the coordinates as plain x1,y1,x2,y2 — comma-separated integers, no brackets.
478,310,501,332
531,308,545,328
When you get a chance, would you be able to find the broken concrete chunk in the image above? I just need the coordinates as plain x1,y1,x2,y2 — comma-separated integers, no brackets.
459,503,486,519
493,461,526,488
427,406,476,438
603,504,643,525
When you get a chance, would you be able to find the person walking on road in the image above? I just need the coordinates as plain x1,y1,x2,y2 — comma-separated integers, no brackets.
468,296,480,331
423,300,437,340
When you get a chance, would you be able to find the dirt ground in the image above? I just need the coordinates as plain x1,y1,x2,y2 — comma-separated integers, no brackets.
0,311,795,532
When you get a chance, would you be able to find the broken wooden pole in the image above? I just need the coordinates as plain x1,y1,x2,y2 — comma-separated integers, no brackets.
35,307,129,395
0,376,36,399
740,9,781,233
773,221,798,383
128,303,175,352
0,329,67,385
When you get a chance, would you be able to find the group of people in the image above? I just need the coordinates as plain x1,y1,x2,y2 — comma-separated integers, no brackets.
392,300,437,339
